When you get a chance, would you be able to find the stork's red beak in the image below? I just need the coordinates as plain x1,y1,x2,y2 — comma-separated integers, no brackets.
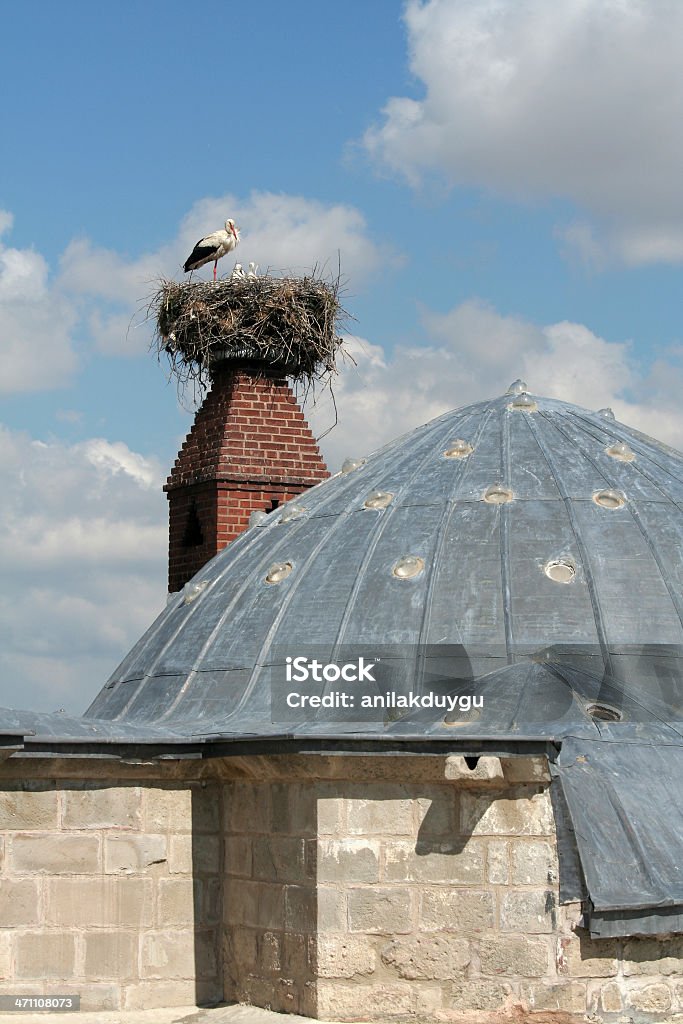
232,224,239,238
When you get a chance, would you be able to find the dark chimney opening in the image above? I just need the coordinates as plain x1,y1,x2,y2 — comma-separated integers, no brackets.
182,501,204,548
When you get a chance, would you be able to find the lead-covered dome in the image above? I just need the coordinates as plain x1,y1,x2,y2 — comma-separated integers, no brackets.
85,385,683,739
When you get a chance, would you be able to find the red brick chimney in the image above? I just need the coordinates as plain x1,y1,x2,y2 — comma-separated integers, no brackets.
164,364,329,592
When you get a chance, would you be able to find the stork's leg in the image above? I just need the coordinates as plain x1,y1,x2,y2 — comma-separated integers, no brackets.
213,261,217,282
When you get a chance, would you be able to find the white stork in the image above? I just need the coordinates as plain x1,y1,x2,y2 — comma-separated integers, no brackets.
183,219,240,281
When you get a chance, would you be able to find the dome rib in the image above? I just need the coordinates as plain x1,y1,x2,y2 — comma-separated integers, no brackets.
332,404,495,659
413,406,499,689
500,407,515,662
526,410,615,677
556,411,683,635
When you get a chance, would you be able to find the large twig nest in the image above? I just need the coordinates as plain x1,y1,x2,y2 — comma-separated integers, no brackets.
150,271,348,390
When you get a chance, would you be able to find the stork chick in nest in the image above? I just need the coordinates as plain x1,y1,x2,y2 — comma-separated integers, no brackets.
183,219,240,281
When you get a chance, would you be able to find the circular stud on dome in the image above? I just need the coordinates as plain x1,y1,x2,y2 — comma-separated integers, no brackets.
249,510,268,528
593,489,626,510
342,457,365,474
586,703,622,722
509,393,538,412
265,561,293,584
183,580,209,605
364,490,394,510
444,439,474,459
598,408,616,420
279,503,306,523
606,441,635,462
392,555,425,579
544,557,576,583
483,484,514,504
506,379,528,395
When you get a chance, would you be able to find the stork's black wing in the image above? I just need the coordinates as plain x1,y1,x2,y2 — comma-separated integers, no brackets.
183,242,218,273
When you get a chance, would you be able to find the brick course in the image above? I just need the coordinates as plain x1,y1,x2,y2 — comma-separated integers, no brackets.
165,365,328,591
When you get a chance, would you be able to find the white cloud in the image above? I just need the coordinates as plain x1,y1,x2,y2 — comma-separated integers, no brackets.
0,217,81,394
365,0,683,266
59,238,163,304
0,245,48,300
0,237,79,394
311,301,683,470
58,191,396,357
87,309,141,356
81,438,160,488
180,192,396,281
0,425,167,713
612,225,683,267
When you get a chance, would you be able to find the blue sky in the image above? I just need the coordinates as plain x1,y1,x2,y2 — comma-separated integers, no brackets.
2,0,683,713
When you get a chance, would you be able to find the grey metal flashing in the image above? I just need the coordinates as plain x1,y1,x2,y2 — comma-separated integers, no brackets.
13,737,561,761
555,735,683,937
585,907,683,939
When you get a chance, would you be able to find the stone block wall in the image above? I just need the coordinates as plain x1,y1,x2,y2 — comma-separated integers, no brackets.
1,756,682,1018
223,780,318,1016
0,778,222,1011
222,756,683,1021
